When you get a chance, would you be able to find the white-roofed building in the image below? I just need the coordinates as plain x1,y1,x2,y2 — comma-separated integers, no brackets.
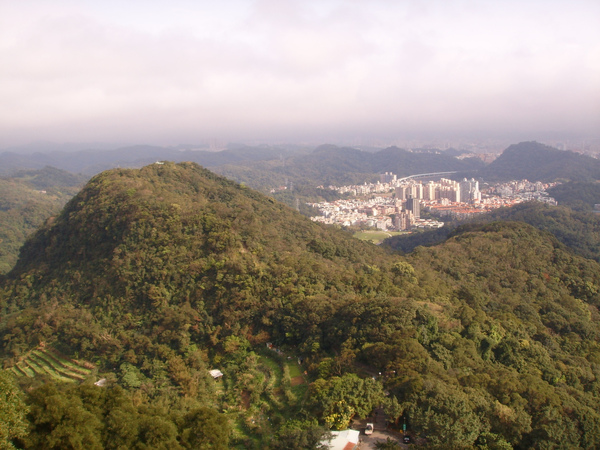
321,429,360,450
209,369,223,379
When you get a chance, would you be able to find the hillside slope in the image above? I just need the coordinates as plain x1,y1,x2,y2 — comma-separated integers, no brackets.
0,167,83,273
480,141,600,181
404,221,600,447
2,161,400,357
384,201,600,263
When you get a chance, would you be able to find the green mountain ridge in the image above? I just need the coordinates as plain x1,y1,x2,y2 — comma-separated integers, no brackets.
2,162,600,448
384,201,600,263
480,141,600,182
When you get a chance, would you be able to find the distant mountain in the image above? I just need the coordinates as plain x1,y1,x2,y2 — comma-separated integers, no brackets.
218,144,485,190
5,141,600,190
281,145,377,185
480,141,600,182
371,146,483,176
10,166,88,190
1,142,486,185
298,144,485,180
0,145,301,177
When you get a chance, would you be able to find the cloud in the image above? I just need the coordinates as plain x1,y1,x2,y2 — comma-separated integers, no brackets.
0,0,598,146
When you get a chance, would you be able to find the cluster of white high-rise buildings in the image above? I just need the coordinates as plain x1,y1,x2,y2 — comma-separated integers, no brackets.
328,173,482,205
395,177,482,204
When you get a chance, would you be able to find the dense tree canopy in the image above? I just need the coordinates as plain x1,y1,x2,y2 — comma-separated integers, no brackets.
0,371,29,449
385,201,600,263
548,181,600,212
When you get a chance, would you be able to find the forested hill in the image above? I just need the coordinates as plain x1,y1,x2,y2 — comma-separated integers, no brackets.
0,167,84,273
6,161,390,307
548,181,600,212
385,201,600,263
405,221,600,447
2,162,600,448
480,141,600,181
0,161,404,447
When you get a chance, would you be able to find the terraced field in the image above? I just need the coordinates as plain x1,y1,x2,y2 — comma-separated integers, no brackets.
8,347,94,383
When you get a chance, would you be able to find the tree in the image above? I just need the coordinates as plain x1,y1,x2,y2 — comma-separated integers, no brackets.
383,396,403,425
307,374,386,429
179,407,230,450
24,383,104,450
374,438,402,449
0,371,29,449
404,380,485,447
270,420,330,450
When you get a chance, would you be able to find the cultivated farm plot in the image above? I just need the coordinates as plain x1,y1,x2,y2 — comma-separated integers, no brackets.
226,352,309,448
8,347,94,383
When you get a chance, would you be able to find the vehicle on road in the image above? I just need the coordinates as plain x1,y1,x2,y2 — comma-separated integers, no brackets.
365,423,374,435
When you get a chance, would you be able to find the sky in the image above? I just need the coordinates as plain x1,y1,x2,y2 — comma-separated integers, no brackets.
1,0,599,148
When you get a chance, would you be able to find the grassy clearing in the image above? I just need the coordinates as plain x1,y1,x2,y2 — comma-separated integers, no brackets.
22,358,54,378
353,230,407,244
291,381,308,401
9,364,31,378
259,354,283,388
286,360,303,378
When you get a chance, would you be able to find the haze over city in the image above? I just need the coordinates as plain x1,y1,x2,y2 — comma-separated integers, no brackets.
1,0,599,149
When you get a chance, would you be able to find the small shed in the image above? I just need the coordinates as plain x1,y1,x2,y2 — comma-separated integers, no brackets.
209,369,223,380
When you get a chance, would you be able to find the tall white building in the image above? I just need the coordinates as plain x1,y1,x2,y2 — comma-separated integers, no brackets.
459,178,481,203
424,181,436,201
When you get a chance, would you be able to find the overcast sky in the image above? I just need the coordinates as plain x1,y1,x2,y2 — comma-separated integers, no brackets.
1,0,598,148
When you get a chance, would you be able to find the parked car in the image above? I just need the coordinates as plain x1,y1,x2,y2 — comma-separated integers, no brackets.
403,435,411,443
365,423,374,435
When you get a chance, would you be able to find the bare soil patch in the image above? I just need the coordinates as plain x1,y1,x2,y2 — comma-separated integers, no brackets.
241,390,251,410
291,376,305,386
